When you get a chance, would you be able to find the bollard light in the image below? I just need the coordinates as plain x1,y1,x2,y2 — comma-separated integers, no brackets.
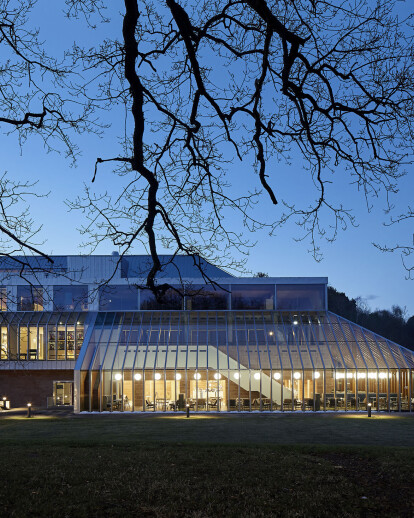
186,403,190,418
367,403,372,418
27,403,32,418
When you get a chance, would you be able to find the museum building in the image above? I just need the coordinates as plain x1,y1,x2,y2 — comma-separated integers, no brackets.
0,255,413,413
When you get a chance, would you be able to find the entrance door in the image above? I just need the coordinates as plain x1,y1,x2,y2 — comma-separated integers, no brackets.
53,381,73,406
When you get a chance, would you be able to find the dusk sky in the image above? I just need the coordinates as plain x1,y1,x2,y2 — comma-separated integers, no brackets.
2,0,413,316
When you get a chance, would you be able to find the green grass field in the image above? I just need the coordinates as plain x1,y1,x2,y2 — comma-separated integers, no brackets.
1,413,413,517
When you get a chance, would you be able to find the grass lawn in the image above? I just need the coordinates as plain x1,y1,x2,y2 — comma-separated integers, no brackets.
1,413,413,517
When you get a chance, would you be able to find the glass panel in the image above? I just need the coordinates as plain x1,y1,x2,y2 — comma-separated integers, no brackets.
231,285,274,310
28,326,37,360
282,371,293,410
186,284,229,310
325,369,336,410
19,326,28,359
17,286,43,311
99,285,138,311
66,326,76,359
303,371,313,411
91,371,101,411
0,327,7,359
0,287,7,311
54,285,88,311
276,284,325,311
38,327,45,360
228,370,240,411
140,288,183,310
80,371,89,412
133,371,144,411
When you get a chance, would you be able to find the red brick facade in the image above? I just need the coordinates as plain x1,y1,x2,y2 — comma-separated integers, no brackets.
0,370,73,408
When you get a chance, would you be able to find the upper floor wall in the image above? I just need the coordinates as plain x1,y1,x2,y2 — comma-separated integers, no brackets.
0,255,328,312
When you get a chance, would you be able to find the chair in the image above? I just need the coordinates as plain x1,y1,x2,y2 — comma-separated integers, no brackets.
229,399,237,409
262,398,271,410
197,398,206,410
145,399,155,409
304,398,313,410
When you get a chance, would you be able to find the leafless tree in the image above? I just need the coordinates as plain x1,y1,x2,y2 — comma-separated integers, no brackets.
65,0,413,298
375,207,414,279
2,1,414,298
0,0,99,272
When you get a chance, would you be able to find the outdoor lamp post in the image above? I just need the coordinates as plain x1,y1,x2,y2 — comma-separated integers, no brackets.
27,403,32,418
367,403,372,417
186,403,190,418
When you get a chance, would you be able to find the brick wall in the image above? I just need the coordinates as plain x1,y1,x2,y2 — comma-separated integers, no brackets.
0,370,73,408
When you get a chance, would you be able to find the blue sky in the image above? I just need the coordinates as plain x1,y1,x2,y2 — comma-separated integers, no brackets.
1,1,413,316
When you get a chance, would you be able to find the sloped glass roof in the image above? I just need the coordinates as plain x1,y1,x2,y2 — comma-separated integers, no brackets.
75,311,414,371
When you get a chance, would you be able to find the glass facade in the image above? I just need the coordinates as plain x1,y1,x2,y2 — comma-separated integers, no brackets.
54,285,88,311
77,311,414,413
0,312,85,361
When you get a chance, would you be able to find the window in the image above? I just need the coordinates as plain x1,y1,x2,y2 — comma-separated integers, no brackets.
53,285,88,311
276,284,325,311
140,287,183,310
17,286,43,311
99,285,138,310
185,284,229,310
231,285,274,310
0,287,6,311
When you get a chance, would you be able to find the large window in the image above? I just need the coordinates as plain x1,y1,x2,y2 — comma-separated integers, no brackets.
140,287,183,310
231,285,274,310
17,286,43,311
186,284,229,310
54,286,88,311
276,284,325,311
99,285,138,311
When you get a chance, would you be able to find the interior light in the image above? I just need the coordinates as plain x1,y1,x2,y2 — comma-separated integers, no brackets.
293,320,298,325
314,371,320,379
268,331,274,336
379,372,387,379
134,373,142,381
214,373,221,380
335,372,345,379
194,373,201,380
346,372,353,379
154,373,161,380
27,403,32,407
368,372,378,379
293,371,301,380
254,372,260,380
273,372,281,380
114,373,122,381
233,372,240,380
175,373,182,380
